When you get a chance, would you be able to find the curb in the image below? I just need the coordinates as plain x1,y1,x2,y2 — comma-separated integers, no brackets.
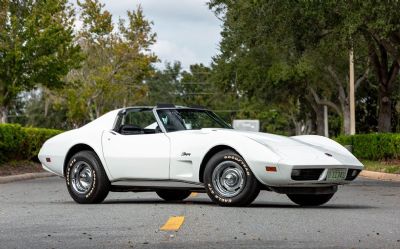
0,172,55,184
360,170,400,182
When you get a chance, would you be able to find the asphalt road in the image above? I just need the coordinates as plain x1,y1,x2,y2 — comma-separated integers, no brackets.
0,177,399,249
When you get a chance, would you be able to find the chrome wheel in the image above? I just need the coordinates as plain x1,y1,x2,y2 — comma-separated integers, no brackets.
70,161,93,195
211,161,246,197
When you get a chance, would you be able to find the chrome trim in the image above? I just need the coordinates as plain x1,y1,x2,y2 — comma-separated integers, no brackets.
152,107,167,133
211,161,246,198
318,168,328,181
70,161,93,195
111,178,204,186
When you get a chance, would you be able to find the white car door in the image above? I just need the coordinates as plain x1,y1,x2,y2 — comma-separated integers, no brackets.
101,109,170,180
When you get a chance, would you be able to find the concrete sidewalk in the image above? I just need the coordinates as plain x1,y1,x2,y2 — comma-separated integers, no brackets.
360,170,400,182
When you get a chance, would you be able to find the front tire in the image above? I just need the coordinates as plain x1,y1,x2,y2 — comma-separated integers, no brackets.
156,190,191,201
204,149,260,206
66,151,110,204
287,193,334,206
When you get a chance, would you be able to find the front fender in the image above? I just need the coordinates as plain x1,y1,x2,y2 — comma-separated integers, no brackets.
200,135,282,186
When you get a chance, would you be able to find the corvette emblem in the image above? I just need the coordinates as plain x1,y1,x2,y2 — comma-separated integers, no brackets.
181,152,191,156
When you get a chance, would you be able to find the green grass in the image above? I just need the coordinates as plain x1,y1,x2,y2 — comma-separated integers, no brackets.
361,160,400,174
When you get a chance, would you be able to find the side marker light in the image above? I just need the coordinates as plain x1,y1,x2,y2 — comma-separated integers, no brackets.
266,166,277,172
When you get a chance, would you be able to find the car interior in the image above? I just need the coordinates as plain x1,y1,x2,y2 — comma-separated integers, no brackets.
117,109,161,135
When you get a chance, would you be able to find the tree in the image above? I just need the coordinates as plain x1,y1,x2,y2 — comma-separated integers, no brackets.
0,0,82,123
63,1,157,126
209,0,400,134
146,61,182,105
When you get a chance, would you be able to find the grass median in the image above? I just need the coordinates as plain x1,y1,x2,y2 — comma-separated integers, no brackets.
361,160,400,174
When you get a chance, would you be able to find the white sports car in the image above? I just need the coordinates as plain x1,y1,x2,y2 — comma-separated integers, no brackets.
38,104,363,206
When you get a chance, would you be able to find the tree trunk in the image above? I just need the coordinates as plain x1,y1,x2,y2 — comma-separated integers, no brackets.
293,119,312,135
308,89,335,136
0,105,8,123
44,97,49,117
378,87,392,132
315,104,325,136
343,103,351,135
365,37,399,132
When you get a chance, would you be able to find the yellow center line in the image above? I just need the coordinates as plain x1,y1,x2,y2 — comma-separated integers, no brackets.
189,192,198,197
160,216,185,231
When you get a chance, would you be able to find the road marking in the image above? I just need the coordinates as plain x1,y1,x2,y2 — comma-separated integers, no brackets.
160,216,185,231
190,192,198,197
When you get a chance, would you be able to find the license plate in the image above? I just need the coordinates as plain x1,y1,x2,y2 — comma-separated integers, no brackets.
326,168,347,181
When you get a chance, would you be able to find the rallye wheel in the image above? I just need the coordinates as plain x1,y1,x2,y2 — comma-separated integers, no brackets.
287,193,334,206
204,149,260,206
66,151,110,204
156,190,191,201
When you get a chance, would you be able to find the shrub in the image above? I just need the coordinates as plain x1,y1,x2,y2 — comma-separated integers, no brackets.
0,124,62,163
335,133,400,160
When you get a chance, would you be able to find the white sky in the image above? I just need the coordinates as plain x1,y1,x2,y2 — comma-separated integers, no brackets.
73,0,222,70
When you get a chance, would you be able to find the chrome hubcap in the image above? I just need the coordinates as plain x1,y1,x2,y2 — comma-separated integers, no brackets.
70,161,93,195
212,161,246,197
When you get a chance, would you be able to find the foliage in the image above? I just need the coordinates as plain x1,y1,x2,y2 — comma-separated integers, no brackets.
208,0,400,134
336,133,400,160
0,124,62,163
0,0,83,122
145,62,182,105
20,89,69,130
61,1,157,127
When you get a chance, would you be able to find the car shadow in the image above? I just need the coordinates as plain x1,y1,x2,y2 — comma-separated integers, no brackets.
100,198,376,209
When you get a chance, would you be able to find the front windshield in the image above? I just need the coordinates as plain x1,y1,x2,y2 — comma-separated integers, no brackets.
157,109,232,132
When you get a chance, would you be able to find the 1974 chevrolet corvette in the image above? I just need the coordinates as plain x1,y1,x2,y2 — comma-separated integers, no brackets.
38,104,363,206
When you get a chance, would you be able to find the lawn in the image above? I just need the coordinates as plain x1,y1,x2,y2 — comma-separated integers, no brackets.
361,160,400,174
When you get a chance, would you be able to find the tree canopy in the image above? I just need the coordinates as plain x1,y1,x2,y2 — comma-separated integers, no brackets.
209,0,400,134
0,0,82,123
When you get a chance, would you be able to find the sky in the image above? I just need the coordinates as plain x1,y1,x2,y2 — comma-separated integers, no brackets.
75,0,222,70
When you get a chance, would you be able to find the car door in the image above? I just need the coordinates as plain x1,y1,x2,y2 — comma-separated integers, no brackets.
101,109,170,180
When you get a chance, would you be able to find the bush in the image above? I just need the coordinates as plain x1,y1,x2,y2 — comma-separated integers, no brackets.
0,124,62,163
335,133,400,160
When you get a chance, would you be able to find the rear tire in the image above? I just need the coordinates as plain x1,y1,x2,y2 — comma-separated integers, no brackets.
66,151,110,204
287,193,334,206
156,190,191,201
203,149,260,206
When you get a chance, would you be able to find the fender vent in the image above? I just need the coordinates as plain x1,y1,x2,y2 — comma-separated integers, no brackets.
291,168,324,181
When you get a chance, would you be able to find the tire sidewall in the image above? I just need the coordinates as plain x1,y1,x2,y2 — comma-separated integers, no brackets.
66,151,107,203
204,150,258,206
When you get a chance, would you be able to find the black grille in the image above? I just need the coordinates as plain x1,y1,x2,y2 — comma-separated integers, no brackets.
291,168,324,181
345,169,361,181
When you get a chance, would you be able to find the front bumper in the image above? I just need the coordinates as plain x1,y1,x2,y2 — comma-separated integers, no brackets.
252,162,364,187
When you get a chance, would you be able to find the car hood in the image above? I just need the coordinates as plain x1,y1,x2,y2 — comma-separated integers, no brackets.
213,129,361,166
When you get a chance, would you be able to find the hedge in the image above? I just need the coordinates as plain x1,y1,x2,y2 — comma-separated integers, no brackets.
1,123,398,163
335,133,400,160
0,124,62,163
